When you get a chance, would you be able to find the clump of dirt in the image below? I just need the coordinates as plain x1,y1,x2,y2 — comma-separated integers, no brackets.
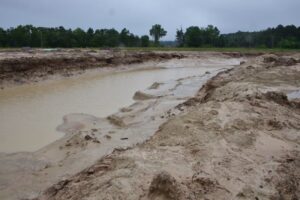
120,107,133,112
133,91,157,100
263,54,279,63
60,132,101,151
270,151,300,199
148,171,186,200
267,118,284,130
263,91,300,109
42,179,70,198
263,54,299,66
264,91,289,104
148,82,163,90
107,115,126,127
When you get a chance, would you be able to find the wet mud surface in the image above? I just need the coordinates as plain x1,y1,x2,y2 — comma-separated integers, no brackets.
0,51,299,200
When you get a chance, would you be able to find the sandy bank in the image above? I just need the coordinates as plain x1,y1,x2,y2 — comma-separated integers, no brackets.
0,52,243,200
0,49,184,89
35,53,300,200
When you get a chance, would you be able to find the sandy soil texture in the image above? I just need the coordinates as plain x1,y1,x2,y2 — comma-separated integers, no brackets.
0,51,242,200
0,51,299,200
35,53,300,200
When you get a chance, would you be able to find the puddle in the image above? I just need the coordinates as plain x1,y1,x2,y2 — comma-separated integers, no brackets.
287,90,300,100
0,63,234,153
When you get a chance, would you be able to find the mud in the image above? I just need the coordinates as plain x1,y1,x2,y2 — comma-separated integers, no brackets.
35,52,300,200
148,82,163,90
0,51,300,200
0,51,239,200
0,56,231,153
133,91,157,100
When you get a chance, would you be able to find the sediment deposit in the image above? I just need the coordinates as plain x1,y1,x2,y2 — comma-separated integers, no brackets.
0,50,299,200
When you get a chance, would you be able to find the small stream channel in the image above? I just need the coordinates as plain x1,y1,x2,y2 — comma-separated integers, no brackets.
0,63,235,153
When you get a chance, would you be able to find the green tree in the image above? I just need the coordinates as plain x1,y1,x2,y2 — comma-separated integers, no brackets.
104,29,119,47
92,29,105,47
29,27,41,47
141,35,150,47
149,24,167,45
0,28,7,47
73,28,87,47
128,34,140,47
176,28,184,47
1,24,300,49
204,25,220,46
119,28,140,47
86,28,94,46
184,26,203,47
120,28,130,46
279,37,299,48
8,25,31,47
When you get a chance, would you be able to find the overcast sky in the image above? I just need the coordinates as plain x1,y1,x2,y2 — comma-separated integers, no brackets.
1,0,299,40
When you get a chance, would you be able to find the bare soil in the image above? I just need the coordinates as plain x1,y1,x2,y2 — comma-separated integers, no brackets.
0,50,299,200
37,53,300,200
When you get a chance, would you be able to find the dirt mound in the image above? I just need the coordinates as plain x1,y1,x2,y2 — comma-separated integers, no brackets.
272,152,300,200
264,91,289,105
107,115,126,127
263,54,279,63
262,91,300,109
133,91,157,100
263,54,298,66
148,82,163,90
148,171,186,200
42,179,70,198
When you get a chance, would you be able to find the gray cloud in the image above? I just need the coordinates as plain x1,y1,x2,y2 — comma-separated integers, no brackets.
0,0,299,40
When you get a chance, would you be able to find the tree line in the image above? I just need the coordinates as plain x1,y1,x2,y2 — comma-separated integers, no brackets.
0,24,299,48
176,24,300,49
0,25,154,48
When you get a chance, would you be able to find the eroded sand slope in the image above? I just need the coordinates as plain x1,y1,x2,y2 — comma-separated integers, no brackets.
37,54,300,200
0,52,242,200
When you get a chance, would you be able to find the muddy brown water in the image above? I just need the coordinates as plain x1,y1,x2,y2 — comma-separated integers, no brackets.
0,65,231,153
